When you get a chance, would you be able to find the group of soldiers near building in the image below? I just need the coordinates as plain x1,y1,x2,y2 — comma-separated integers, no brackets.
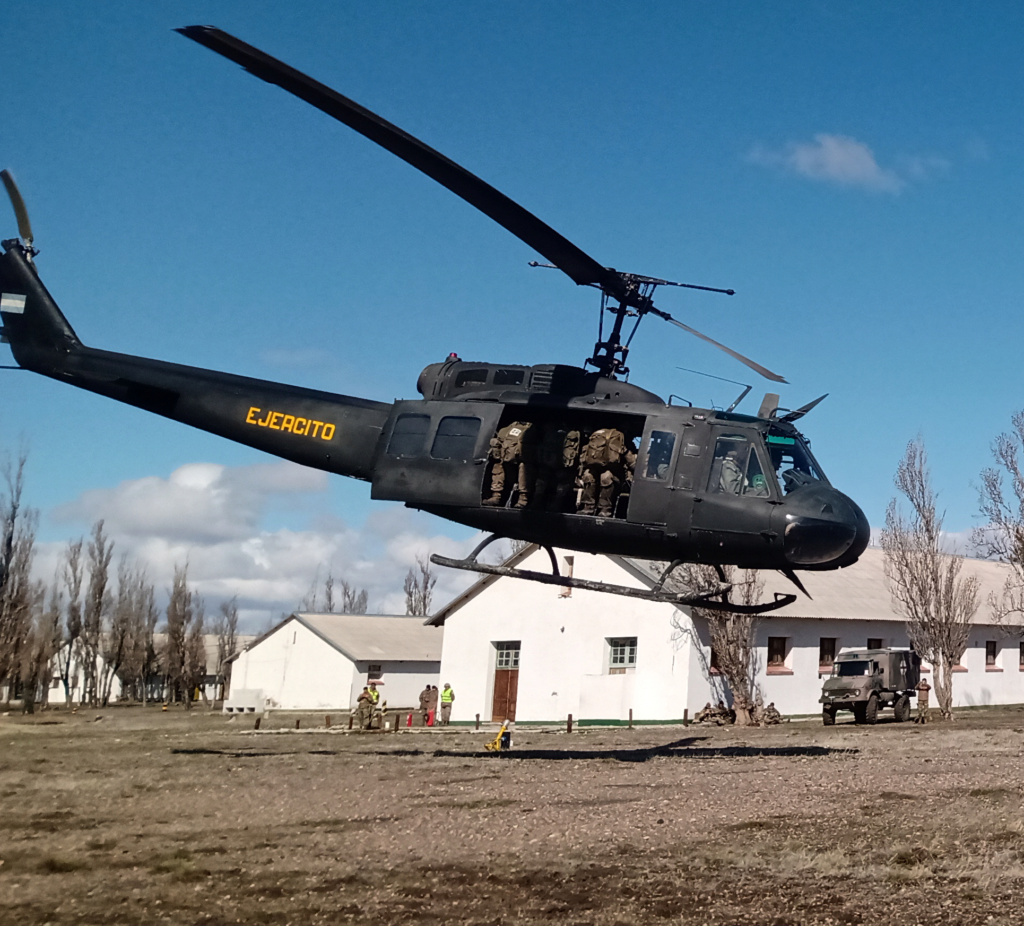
694,699,783,726
483,420,638,518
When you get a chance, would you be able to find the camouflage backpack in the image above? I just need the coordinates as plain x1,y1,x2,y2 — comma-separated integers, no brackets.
580,428,626,466
493,421,533,462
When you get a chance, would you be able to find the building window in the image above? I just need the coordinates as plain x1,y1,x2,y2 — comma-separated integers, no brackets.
819,637,837,670
709,646,720,674
767,636,789,670
608,637,637,675
367,664,382,682
495,641,521,670
985,641,1001,671
1020,642,1024,670
867,638,883,650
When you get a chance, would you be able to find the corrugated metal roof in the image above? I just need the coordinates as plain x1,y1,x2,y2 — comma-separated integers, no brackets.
293,613,443,661
629,546,1010,623
429,545,1012,626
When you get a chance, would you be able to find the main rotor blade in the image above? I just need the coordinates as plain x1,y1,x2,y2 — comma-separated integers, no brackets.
177,26,623,298
648,305,787,383
1,170,34,246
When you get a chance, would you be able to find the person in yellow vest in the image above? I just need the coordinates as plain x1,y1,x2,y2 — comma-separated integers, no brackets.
439,683,455,725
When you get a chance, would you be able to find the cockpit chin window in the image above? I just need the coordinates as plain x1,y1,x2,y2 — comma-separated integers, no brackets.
767,427,827,493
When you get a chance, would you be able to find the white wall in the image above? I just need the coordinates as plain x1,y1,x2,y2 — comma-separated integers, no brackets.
350,661,440,709
231,619,356,710
439,550,693,723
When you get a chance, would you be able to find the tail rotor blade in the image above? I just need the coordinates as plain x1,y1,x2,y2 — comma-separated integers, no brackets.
1,170,34,248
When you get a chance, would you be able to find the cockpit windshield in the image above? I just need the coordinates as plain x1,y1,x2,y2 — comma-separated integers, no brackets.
767,426,827,493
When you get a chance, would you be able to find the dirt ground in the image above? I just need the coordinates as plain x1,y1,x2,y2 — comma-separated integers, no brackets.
3,705,1024,925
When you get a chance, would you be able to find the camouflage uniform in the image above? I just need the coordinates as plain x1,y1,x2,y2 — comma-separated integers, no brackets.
762,702,783,725
355,688,373,730
577,429,637,517
483,422,536,508
533,424,581,512
915,678,931,724
694,702,714,723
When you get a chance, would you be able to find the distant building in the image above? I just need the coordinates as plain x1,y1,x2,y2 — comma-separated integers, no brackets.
429,545,1022,723
227,612,442,711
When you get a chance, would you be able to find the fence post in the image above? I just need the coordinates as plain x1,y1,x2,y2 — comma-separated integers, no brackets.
567,713,573,733
629,708,633,729
475,713,480,730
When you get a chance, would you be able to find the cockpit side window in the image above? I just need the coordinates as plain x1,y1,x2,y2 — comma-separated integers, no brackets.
643,430,676,480
707,433,772,497
767,427,826,493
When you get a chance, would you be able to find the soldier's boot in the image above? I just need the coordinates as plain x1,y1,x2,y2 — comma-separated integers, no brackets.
514,491,529,509
597,471,618,517
482,494,503,507
578,470,597,514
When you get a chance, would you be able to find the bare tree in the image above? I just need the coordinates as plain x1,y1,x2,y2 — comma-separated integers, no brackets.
98,556,155,706
301,568,368,614
20,579,59,713
672,564,763,725
80,521,113,707
163,563,205,708
116,566,158,704
339,580,368,614
404,556,436,617
977,410,1024,631
56,538,84,706
213,597,240,701
0,450,44,706
881,439,979,720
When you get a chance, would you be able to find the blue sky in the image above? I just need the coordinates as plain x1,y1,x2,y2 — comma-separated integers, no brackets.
3,2,1023,626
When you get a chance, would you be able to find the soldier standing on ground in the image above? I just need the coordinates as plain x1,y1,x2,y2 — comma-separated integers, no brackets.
915,677,931,724
439,683,455,725
355,687,373,730
426,684,439,726
418,684,431,726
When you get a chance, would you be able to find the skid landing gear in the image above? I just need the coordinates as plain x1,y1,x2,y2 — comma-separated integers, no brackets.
430,535,797,614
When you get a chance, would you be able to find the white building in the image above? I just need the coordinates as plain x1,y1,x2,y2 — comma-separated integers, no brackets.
227,612,442,711
429,545,1022,723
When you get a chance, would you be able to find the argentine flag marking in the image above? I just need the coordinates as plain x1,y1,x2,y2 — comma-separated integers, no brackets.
1,293,26,314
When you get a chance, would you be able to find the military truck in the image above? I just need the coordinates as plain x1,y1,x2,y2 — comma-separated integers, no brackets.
820,648,921,725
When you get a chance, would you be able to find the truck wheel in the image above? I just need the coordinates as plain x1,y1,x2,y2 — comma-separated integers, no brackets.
822,707,836,726
864,695,879,725
894,695,911,722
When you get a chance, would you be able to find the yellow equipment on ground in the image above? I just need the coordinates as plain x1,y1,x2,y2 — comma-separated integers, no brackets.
484,720,511,751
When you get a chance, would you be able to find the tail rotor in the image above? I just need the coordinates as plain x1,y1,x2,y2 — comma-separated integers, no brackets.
1,169,37,258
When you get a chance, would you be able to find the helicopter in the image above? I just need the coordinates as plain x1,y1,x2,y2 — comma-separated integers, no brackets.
0,26,869,614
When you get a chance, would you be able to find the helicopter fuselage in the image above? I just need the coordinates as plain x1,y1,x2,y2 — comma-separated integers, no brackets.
0,240,868,575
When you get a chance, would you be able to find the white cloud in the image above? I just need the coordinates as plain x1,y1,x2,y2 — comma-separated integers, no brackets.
748,134,947,194
39,460,480,633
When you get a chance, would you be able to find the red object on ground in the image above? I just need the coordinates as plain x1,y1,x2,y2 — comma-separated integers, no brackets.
427,710,435,726
407,712,413,727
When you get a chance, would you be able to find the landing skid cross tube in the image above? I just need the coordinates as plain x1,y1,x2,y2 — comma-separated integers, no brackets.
430,536,797,614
